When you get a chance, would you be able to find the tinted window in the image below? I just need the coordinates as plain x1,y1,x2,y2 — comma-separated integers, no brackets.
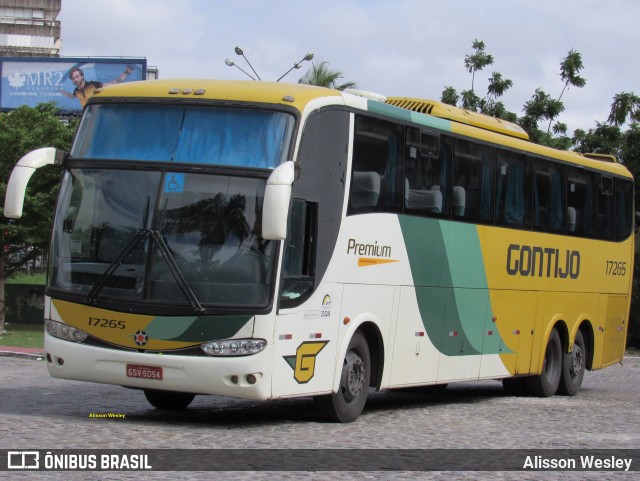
598,175,614,240
567,167,597,237
616,178,634,240
349,116,403,214
533,158,566,233
404,128,448,216
496,150,531,227
453,139,495,223
72,104,294,168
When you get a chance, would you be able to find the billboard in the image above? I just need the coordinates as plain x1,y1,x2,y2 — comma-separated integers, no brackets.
0,57,147,112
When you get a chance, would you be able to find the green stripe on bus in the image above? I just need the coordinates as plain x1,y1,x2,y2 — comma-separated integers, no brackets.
399,215,507,355
146,315,252,342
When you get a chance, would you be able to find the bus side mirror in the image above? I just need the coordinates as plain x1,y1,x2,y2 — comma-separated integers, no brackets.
4,147,64,219
262,161,295,240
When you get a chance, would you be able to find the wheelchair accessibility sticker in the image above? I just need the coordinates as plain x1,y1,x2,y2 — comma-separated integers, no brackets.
164,173,185,193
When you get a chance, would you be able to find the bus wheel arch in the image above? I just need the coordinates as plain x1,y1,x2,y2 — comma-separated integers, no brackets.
579,321,595,371
356,321,384,390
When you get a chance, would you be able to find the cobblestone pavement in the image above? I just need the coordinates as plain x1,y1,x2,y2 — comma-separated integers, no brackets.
1,354,639,480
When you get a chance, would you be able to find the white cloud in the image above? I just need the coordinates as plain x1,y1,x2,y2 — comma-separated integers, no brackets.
58,0,640,133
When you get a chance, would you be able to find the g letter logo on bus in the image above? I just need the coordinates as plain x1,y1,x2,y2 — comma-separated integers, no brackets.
283,341,329,384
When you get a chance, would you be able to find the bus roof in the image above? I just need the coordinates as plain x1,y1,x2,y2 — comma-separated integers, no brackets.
91,79,341,112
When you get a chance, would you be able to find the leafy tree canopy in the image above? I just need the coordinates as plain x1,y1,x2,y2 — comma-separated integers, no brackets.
298,60,357,91
0,103,76,277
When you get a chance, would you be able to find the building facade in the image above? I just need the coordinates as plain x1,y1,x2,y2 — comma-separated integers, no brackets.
0,0,61,57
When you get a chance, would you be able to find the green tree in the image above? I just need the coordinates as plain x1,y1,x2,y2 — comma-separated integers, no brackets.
442,42,587,145
481,71,514,118
0,103,76,334
441,86,459,106
545,49,586,133
520,88,566,145
298,60,357,91
607,92,640,126
464,39,494,91
441,40,516,122
520,49,586,144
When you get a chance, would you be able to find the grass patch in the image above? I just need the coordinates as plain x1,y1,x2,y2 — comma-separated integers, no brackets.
0,323,43,348
6,273,46,285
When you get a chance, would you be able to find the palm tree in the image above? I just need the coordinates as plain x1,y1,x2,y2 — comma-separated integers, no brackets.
298,60,357,91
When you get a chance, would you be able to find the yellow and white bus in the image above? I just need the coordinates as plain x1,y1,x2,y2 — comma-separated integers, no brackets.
5,80,634,422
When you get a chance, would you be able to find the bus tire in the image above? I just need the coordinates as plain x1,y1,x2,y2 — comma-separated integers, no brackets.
144,389,196,410
314,331,370,423
525,328,562,397
558,330,586,396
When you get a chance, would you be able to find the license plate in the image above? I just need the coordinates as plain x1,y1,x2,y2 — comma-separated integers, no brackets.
126,364,163,380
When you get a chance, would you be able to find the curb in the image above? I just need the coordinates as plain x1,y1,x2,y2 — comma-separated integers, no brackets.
0,349,46,360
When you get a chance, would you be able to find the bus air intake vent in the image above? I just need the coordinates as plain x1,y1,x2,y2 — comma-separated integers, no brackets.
385,97,530,141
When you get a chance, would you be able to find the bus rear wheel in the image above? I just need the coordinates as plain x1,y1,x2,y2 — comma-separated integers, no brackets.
526,328,562,397
314,331,370,423
558,330,586,396
143,389,196,410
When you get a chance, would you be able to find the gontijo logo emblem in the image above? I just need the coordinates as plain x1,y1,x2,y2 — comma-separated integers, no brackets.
283,341,329,383
347,238,398,267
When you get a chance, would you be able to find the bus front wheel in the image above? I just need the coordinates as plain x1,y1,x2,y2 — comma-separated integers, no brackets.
314,331,371,423
558,330,586,396
143,389,196,410
526,328,562,397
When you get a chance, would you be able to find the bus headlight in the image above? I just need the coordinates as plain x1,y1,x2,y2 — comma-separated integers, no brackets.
201,339,266,356
45,319,88,342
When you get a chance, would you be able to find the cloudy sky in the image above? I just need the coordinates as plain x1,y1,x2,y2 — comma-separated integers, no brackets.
59,0,639,134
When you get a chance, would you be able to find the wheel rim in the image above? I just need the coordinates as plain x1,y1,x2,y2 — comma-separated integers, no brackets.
570,343,585,379
341,349,365,403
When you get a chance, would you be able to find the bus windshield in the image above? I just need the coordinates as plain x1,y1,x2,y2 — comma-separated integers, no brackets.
71,104,295,168
49,169,276,312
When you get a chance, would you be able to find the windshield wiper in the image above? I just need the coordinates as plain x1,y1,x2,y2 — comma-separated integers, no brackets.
86,197,206,314
152,199,205,314
150,229,205,314
86,197,151,304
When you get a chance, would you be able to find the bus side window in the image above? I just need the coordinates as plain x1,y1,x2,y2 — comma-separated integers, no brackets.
348,116,403,215
280,199,317,307
404,128,450,216
496,150,531,228
598,175,614,240
615,178,634,240
452,138,495,223
567,167,597,237
533,158,566,233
